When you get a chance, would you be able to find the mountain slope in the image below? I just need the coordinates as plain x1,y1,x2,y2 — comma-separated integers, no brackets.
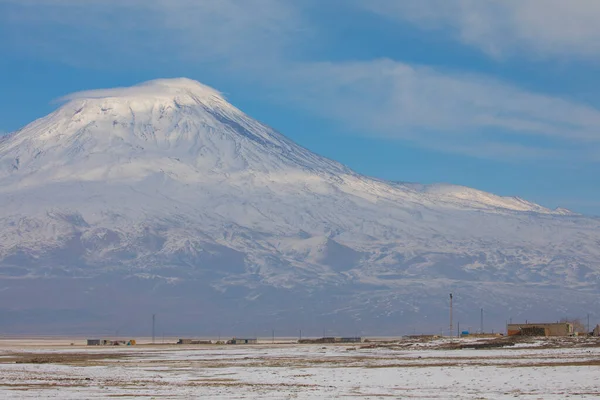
0,78,598,335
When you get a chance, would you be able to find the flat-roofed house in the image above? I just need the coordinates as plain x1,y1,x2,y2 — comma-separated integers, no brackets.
507,322,574,337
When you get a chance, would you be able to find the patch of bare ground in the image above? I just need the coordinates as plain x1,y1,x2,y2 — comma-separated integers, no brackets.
507,337,600,350
0,382,90,390
104,351,597,372
506,359,600,368
345,394,407,398
183,382,320,389
456,337,522,350
361,336,600,351
347,386,447,399
359,337,522,351
2,376,322,392
189,378,238,383
105,396,170,398
2,352,132,365
362,362,494,368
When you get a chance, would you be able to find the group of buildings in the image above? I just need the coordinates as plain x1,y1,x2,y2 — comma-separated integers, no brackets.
86,322,600,346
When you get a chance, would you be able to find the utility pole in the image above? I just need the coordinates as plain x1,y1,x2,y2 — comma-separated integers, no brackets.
457,321,460,338
152,314,156,344
588,313,590,334
449,293,453,338
480,308,484,334
299,329,302,341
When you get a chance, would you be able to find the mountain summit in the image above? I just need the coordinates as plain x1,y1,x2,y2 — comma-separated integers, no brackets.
0,78,345,186
0,79,598,335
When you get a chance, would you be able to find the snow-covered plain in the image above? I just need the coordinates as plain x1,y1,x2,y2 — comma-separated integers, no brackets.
0,78,599,333
1,340,600,399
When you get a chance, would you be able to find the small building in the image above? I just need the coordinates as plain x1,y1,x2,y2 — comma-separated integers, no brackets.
228,338,258,344
593,325,600,337
507,322,574,337
299,337,338,344
87,339,135,346
319,337,338,343
339,337,363,343
177,339,213,345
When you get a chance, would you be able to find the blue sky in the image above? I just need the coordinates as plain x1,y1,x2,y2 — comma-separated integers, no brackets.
1,0,599,214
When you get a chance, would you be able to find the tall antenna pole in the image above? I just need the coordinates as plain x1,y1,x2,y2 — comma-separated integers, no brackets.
152,314,156,344
449,293,453,337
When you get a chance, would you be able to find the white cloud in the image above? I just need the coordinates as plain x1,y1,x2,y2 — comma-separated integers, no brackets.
57,78,223,103
360,0,600,60
266,59,600,161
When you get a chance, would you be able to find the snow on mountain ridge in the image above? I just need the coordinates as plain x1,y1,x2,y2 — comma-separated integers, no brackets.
0,78,564,215
0,79,350,189
402,182,571,215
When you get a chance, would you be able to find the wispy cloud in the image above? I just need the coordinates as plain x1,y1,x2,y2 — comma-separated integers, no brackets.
0,0,309,67
266,60,600,161
358,0,600,60
2,0,600,162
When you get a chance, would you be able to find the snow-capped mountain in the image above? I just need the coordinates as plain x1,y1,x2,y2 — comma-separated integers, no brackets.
0,78,598,335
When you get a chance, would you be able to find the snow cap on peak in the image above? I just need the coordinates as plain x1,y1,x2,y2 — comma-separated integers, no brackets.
58,78,226,106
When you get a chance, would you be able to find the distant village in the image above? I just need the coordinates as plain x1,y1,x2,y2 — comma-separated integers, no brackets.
87,321,600,346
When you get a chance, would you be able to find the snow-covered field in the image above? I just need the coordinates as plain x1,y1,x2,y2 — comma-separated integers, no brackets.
1,339,599,399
